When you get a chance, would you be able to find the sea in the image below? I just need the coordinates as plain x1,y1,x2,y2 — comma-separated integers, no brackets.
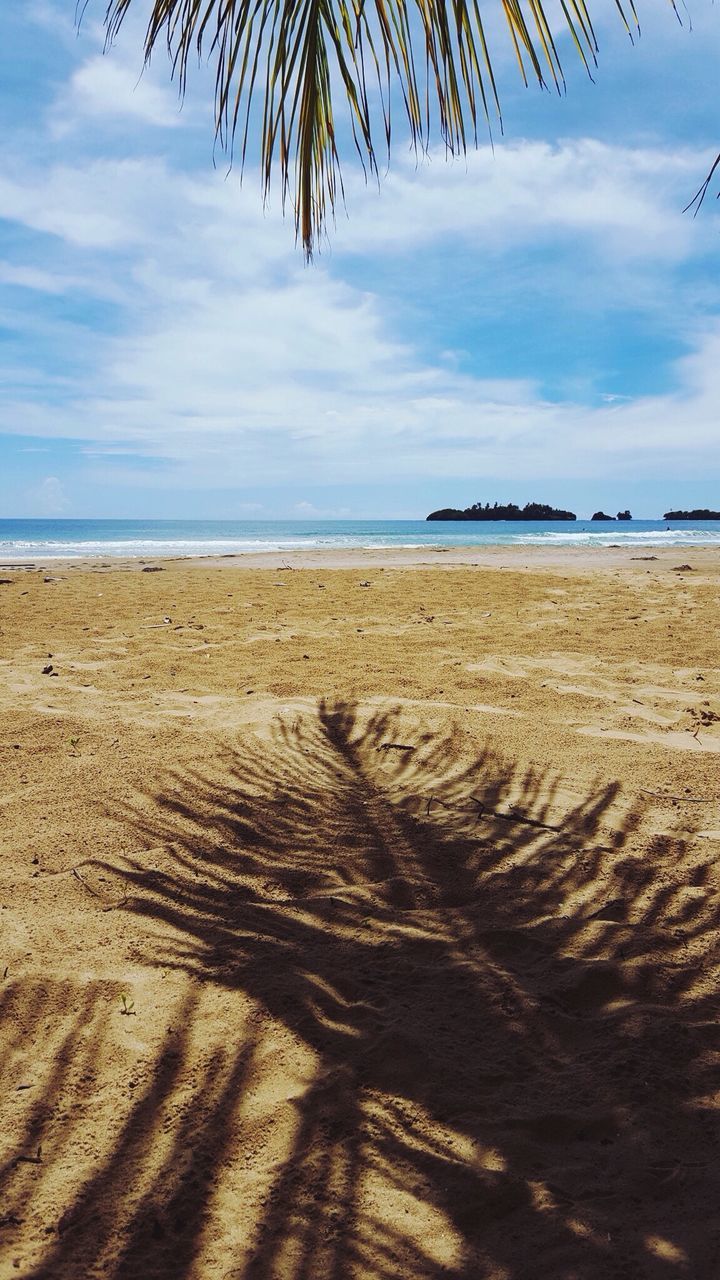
1,518,720,562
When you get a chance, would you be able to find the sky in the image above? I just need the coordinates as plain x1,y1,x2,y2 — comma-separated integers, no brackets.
1,1,720,520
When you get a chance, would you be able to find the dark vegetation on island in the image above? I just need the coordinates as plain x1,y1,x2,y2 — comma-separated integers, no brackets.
427,503,720,523
664,509,720,520
426,502,577,522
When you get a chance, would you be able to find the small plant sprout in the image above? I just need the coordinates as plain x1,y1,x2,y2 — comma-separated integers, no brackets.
68,736,80,755
119,993,136,1017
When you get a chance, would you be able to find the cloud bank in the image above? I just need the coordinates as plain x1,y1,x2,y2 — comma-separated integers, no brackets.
1,4,719,514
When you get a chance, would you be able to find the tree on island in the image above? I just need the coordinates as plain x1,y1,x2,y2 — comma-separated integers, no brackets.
101,1,712,257
664,508,720,520
427,501,576,521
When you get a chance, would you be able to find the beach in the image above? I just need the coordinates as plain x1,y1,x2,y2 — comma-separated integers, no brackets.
1,546,719,1278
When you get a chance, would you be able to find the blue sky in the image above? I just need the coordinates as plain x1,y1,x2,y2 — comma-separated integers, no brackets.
1,1,719,519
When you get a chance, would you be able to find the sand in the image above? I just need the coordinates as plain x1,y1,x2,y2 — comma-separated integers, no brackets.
1,547,719,1278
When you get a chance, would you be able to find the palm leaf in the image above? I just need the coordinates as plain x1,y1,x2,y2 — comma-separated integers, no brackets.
103,0,640,256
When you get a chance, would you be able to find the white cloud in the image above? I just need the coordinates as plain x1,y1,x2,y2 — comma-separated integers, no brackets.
0,261,89,294
337,139,711,261
31,475,69,514
0,160,157,248
56,56,184,132
0,117,718,494
26,0,80,46
0,135,709,262
3,276,720,491
29,0,187,132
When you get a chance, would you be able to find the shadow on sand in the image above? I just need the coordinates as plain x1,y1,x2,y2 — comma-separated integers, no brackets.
3,700,719,1278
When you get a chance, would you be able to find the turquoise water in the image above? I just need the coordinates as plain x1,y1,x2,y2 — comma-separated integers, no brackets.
1,518,720,561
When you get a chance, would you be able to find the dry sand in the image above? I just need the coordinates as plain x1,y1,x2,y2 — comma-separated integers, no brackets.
1,548,719,1278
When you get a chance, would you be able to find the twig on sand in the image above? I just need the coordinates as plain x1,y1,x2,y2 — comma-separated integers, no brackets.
13,1146,42,1167
378,743,416,752
71,867,129,911
641,789,712,803
426,794,559,831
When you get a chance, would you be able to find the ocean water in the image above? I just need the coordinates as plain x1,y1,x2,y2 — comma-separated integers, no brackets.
1,518,719,561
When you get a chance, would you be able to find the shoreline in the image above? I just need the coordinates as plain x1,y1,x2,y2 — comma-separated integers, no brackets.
2,542,720,574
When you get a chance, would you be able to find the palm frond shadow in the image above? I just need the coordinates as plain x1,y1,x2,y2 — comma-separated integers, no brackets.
13,699,720,1278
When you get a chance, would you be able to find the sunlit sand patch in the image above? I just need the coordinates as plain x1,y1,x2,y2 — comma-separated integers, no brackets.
644,1234,688,1264
577,726,720,753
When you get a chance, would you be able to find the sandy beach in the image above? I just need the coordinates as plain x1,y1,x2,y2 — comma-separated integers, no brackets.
1,547,719,1278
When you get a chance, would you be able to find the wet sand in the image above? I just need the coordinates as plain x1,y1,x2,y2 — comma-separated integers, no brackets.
1,549,719,1278
3,541,720,573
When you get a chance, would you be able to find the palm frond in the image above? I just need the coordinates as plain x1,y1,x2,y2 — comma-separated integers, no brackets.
103,0,638,256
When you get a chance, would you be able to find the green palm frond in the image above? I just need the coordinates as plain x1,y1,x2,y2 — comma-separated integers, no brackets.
103,0,640,256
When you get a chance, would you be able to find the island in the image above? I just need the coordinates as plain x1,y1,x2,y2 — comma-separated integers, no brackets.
591,511,615,521
663,508,720,520
427,501,576,521
616,510,632,521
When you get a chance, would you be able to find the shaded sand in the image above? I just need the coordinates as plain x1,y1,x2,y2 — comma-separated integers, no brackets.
1,552,719,1278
